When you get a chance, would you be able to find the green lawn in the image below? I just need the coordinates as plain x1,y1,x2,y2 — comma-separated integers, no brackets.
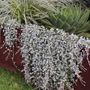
0,68,32,90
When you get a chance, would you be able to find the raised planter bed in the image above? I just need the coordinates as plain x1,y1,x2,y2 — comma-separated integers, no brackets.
0,26,90,90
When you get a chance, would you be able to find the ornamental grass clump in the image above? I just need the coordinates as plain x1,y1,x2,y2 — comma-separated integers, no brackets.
0,0,56,25
9,0,56,24
20,24,90,90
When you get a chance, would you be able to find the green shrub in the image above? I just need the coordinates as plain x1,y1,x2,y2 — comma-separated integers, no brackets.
47,5,90,34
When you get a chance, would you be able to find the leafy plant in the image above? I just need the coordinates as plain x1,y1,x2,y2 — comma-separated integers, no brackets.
9,0,55,24
20,24,90,90
47,5,90,34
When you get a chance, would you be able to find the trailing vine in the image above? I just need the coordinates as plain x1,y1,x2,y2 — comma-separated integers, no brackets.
0,17,90,90
20,24,90,90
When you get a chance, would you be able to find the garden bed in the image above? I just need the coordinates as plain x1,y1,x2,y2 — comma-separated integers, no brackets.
0,27,90,90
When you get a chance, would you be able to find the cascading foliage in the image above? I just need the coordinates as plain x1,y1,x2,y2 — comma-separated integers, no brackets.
0,20,90,90
1,18,90,90
3,19,19,47
20,24,90,90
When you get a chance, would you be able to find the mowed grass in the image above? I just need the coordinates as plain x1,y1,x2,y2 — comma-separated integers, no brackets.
0,68,32,90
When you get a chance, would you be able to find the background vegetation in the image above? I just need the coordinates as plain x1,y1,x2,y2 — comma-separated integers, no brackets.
8,0,90,38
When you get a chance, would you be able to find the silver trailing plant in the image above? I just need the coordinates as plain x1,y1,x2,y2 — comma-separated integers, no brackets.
0,0,10,24
20,24,90,90
3,19,19,47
